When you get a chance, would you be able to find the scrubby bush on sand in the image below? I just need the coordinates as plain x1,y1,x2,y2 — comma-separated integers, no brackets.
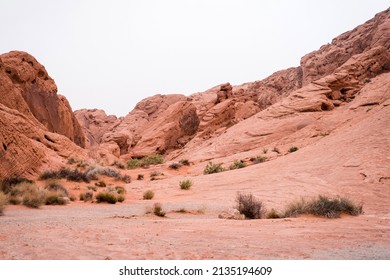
179,159,190,166
179,179,193,190
250,156,267,164
284,195,363,218
235,193,265,219
44,192,68,205
169,162,182,170
229,160,247,170
127,154,164,169
203,162,224,175
80,191,93,202
288,146,299,153
153,203,166,217
143,190,154,200
0,192,7,215
96,192,118,204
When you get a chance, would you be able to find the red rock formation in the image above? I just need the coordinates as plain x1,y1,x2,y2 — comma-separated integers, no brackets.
0,51,85,147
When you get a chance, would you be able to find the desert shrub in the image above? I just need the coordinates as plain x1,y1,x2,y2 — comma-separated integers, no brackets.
115,186,126,195
250,156,267,164
95,181,106,188
153,203,166,217
0,177,34,194
272,147,280,154
179,179,193,190
141,154,164,166
113,161,125,169
8,196,22,205
39,168,90,183
320,131,330,137
235,193,265,219
96,192,118,204
45,191,68,205
0,192,7,215
203,162,224,175
137,174,144,180
229,160,247,170
179,159,190,166
85,166,131,183
80,191,93,202
23,190,45,208
67,157,77,164
143,190,154,200
69,194,77,202
87,185,98,192
127,158,140,169
284,195,363,218
169,162,182,170
263,148,268,154
150,171,160,178
289,146,299,153
44,181,69,197
266,208,282,219
117,194,125,203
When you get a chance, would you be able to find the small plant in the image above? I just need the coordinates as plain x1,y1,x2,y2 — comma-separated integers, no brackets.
229,160,247,170
179,159,190,166
67,157,77,164
179,179,193,190
250,156,267,164
272,147,280,154
1,177,34,194
141,154,164,166
127,158,140,169
266,208,282,219
153,203,166,217
45,192,68,205
117,194,125,203
0,192,7,215
262,148,268,154
320,131,330,136
87,185,98,192
235,192,265,219
203,162,224,175
96,192,118,204
288,146,299,153
22,191,45,208
169,162,182,170
115,186,126,195
137,174,144,181
95,181,106,188
44,181,69,197
364,78,371,83
143,190,155,200
80,191,93,202
113,161,125,169
150,171,160,178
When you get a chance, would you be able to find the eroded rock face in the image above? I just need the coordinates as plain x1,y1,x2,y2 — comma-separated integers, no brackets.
0,51,85,147
300,8,390,85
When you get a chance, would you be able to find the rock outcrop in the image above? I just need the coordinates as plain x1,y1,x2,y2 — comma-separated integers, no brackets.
0,51,87,178
0,51,85,147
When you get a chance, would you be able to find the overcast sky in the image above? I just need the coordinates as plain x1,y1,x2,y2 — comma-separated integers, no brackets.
1,1,389,116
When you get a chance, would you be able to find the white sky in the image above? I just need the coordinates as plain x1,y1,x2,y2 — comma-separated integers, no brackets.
1,0,389,117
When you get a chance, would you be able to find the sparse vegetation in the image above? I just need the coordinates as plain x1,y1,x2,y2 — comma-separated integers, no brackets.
67,157,77,164
283,195,363,218
250,155,267,164
150,171,160,178
85,166,131,183
0,177,34,194
235,193,265,219
115,186,126,195
96,192,118,204
320,131,330,137
80,191,93,202
229,160,247,170
44,191,68,205
117,194,125,203
179,159,190,166
127,154,164,169
0,192,7,215
44,181,69,197
39,168,90,183
143,190,154,200
22,190,45,208
169,162,182,170
272,147,280,154
153,203,166,217
137,174,144,180
288,146,299,153
87,185,98,192
113,160,125,169
179,179,193,190
263,148,268,154
266,208,282,219
95,181,106,188
203,161,224,175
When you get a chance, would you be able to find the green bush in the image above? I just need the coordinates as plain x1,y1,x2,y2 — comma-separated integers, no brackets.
235,193,265,219
80,191,93,202
127,154,164,169
96,192,118,204
179,159,190,166
127,158,140,169
179,179,193,190
153,203,166,217
0,192,7,215
250,156,267,164
289,146,299,153
203,162,224,175
229,160,247,170
143,190,154,200
45,192,68,205
284,195,363,218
